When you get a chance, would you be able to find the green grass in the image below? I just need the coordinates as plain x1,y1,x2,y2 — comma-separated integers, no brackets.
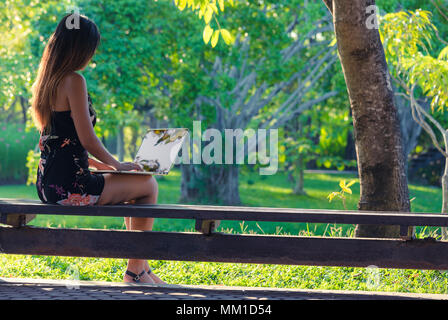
0,169,447,294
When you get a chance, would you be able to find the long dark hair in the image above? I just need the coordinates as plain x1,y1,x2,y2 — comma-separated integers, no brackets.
31,13,100,134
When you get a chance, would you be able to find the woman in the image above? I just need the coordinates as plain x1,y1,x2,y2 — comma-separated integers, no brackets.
31,14,164,284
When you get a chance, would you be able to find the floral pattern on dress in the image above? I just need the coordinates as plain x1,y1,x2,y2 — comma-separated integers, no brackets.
61,138,77,148
56,192,100,206
40,186,48,202
38,158,46,178
39,134,49,152
48,184,67,197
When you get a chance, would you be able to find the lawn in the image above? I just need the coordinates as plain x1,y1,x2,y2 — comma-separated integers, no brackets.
0,169,447,294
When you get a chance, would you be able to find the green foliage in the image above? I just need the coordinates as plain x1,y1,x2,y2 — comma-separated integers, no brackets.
279,105,356,181
25,149,40,186
2,0,446,200
380,9,448,112
0,122,39,184
173,0,235,47
0,0,37,108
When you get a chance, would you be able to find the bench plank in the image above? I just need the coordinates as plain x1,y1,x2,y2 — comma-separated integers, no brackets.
1,198,448,228
1,226,447,270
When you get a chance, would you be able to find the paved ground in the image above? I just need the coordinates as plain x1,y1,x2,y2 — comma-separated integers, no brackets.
1,277,447,300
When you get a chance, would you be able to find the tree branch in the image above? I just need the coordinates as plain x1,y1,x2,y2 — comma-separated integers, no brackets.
322,0,333,15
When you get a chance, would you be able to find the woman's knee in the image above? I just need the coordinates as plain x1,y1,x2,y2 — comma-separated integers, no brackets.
96,174,158,205
145,176,158,199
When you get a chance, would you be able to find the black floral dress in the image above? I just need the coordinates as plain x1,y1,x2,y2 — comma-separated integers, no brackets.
36,94,105,206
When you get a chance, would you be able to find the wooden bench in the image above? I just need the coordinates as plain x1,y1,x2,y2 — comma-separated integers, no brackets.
1,198,448,270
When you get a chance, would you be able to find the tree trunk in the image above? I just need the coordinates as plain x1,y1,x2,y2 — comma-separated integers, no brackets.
128,126,139,159
442,157,448,239
293,154,307,195
324,0,411,238
116,125,124,162
441,131,448,240
180,164,241,205
293,119,307,195
20,96,28,124
395,93,428,176
344,108,357,163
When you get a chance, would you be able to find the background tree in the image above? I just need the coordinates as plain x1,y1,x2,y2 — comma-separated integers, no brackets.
171,1,339,205
322,0,411,238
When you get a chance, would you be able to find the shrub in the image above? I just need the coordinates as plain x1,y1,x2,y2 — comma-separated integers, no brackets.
0,122,39,184
26,149,40,186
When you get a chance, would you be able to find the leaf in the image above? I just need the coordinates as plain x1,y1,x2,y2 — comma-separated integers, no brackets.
187,0,195,8
438,46,448,61
209,3,219,14
220,29,233,45
346,179,357,188
218,0,224,11
327,192,339,202
329,37,337,47
211,30,219,47
203,25,213,44
198,2,207,18
339,179,352,194
204,6,213,24
178,0,187,11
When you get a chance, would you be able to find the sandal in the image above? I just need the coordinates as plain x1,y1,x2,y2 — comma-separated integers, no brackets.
125,269,147,283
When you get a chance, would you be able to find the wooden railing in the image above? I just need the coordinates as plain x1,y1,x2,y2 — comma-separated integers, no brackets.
1,198,448,270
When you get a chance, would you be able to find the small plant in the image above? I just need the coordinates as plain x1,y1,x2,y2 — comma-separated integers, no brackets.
25,149,40,186
327,179,358,210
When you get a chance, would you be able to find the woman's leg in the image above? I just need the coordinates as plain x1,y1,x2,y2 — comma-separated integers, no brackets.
96,173,161,284
124,178,166,284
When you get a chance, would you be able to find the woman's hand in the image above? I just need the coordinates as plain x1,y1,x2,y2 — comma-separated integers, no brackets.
88,157,116,170
114,161,143,172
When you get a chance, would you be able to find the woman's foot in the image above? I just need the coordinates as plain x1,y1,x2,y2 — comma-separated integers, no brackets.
123,269,155,284
145,261,166,284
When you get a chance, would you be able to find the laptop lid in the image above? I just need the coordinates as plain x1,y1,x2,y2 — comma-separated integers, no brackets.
133,128,189,175
91,128,188,175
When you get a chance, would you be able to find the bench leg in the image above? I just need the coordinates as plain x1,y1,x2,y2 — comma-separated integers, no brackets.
400,225,414,241
195,219,221,235
0,214,36,228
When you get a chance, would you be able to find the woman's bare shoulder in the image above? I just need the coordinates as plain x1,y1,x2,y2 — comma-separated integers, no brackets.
60,71,87,93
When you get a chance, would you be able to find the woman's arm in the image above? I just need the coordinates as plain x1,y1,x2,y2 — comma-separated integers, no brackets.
64,72,121,169
88,157,116,170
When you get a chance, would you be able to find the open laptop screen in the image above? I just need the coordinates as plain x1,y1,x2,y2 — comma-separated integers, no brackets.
134,128,188,175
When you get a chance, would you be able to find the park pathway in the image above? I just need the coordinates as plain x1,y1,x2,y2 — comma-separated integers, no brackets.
0,277,447,300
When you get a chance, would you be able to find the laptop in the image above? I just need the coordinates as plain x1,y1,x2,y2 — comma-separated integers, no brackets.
91,128,189,175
